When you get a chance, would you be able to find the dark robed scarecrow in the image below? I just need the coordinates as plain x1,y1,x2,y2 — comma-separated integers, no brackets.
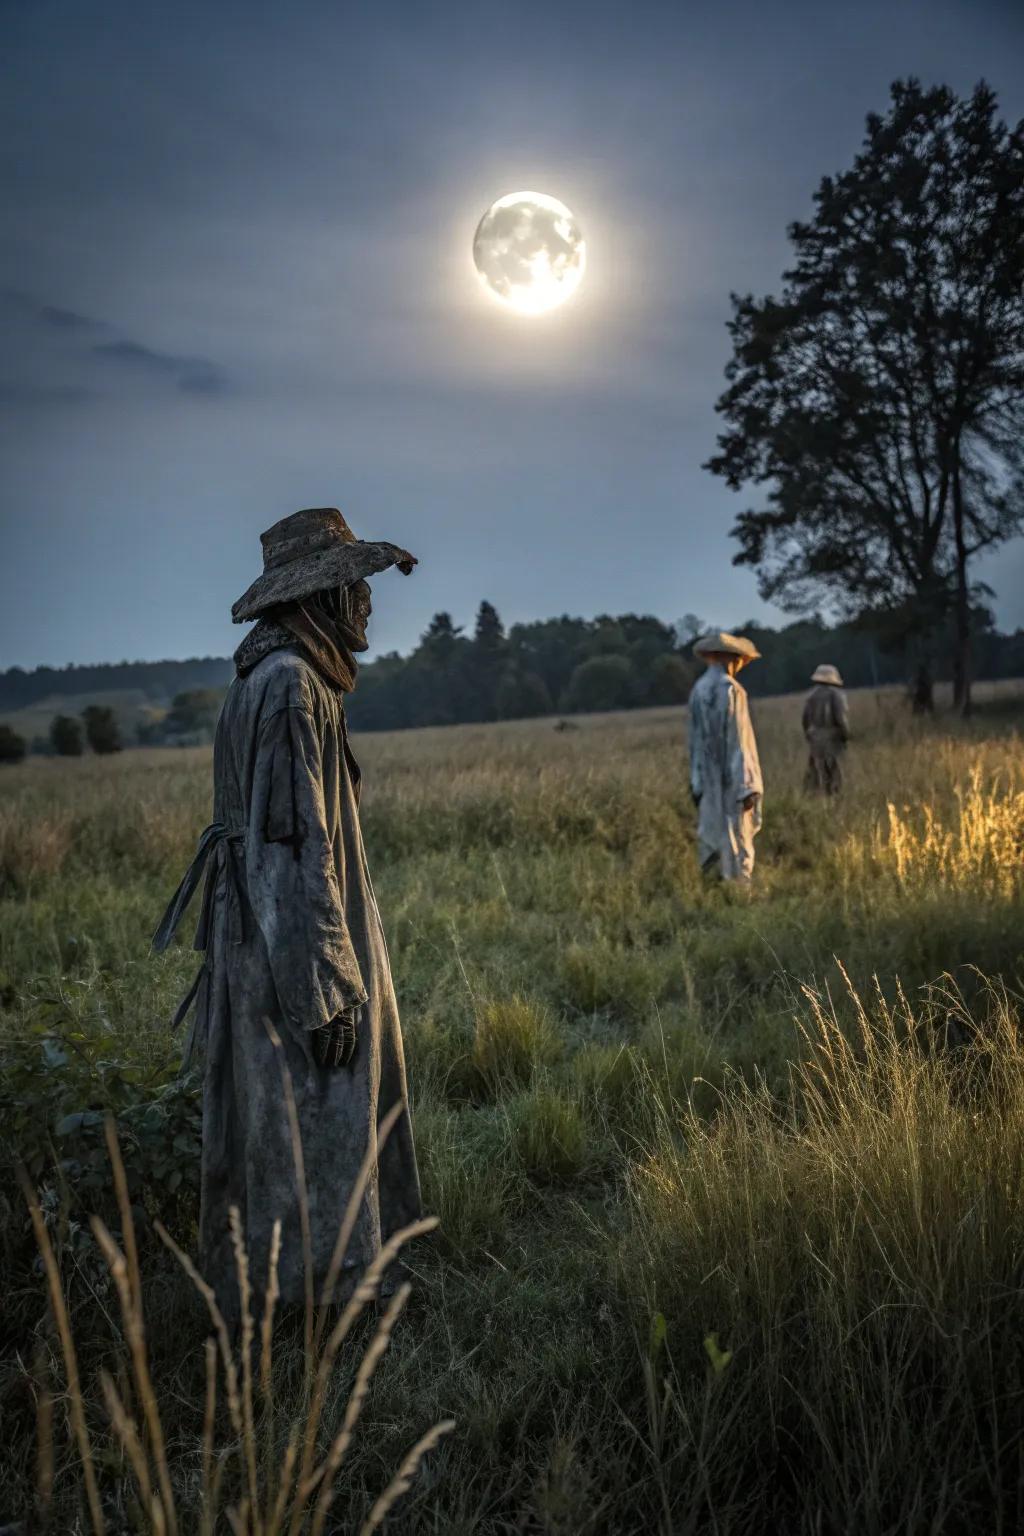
154,508,421,1316
803,664,850,797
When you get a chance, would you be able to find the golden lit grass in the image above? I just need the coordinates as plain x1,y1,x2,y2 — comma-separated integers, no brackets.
855,761,1024,896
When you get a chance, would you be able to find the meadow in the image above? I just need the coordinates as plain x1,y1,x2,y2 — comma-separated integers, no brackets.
2,684,1024,1533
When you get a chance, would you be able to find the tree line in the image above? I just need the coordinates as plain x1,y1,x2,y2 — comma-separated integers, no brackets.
0,656,233,715
3,600,1022,762
346,603,1024,732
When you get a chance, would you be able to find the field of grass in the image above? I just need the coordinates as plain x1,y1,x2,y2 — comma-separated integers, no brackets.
2,686,1024,1532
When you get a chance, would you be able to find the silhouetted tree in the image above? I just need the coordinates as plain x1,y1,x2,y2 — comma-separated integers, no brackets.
496,669,553,720
410,613,469,726
562,654,636,713
707,80,1024,715
0,725,26,764
675,614,707,647
646,653,695,705
82,705,122,754
50,714,84,756
468,601,507,720
163,688,224,741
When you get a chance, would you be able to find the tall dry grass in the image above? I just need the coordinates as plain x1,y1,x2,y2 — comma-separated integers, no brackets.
627,970,1024,1529
20,1064,450,1534
861,761,1024,897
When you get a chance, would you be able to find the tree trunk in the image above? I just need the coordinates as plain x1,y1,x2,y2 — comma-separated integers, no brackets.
952,603,972,717
911,658,934,714
951,447,972,718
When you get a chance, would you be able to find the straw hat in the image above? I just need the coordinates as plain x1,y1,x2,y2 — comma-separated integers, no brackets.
810,664,843,687
232,508,417,622
692,630,761,661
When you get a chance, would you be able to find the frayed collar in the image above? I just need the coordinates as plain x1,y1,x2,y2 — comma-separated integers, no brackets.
233,620,296,678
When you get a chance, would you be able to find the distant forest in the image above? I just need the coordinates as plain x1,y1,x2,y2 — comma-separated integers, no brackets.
0,656,235,714
3,603,1023,740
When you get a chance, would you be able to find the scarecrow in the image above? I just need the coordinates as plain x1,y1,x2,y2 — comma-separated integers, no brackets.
803,664,850,796
154,507,421,1316
688,630,764,883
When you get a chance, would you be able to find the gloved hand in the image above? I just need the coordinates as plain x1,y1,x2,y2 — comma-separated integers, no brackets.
313,1006,361,1070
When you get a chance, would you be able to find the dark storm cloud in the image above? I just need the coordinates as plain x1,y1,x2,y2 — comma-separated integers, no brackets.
1,0,1023,668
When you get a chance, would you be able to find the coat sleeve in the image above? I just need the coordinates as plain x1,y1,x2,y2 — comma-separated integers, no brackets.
726,686,763,803
245,702,368,1033
688,693,704,797
833,689,850,741
802,694,813,736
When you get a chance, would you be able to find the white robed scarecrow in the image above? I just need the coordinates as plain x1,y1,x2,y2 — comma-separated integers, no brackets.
687,630,764,883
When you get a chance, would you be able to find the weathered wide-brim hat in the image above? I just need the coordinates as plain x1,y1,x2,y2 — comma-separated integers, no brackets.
811,664,843,686
693,630,761,661
232,507,417,622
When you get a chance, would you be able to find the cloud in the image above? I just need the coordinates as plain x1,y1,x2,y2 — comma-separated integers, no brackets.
92,339,226,395
0,289,230,403
38,304,106,332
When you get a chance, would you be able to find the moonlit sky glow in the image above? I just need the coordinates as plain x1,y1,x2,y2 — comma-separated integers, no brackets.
473,192,586,313
1,0,1022,669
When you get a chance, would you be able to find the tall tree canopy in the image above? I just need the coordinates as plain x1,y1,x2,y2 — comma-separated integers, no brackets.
81,705,122,754
706,80,1024,712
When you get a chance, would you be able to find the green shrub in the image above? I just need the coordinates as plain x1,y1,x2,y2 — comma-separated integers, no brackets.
0,725,26,765
0,1026,201,1216
570,1042,641,1127
81,704,122,755
471,996,562,1097
50,714,83,756
559,941,684,1019
414,1102,519,1254
506,1085,589,1183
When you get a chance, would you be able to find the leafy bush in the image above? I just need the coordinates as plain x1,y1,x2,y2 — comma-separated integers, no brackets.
0,724,26,764
559,941,684,1019
82,704,122,754
506,1085,589,1183
51,713,83,756
471,996,562,1097
0,1026,201,1218
561,654,635,713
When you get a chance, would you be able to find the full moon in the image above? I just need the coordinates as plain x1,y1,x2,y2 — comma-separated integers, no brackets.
473,191,586,314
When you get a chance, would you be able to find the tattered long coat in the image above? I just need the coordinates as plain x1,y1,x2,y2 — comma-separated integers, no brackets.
802,684,849,794
156,637,420,1315
688,663,763,881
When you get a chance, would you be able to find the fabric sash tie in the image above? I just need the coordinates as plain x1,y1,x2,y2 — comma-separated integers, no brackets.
152,821,247,1066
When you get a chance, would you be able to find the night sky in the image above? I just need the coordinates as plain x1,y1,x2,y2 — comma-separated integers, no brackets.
2,0,1023,669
